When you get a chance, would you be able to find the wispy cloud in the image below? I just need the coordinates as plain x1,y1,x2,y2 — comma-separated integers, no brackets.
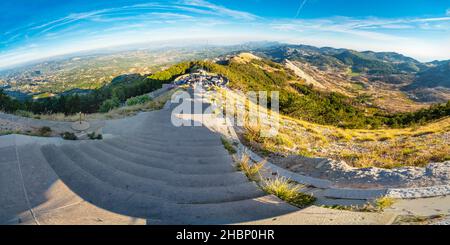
271,15,450,40
269,15,450,61
182,0,258,20
1,0,450,68
295,0,308,18
0,0,262,68
5,0,258,41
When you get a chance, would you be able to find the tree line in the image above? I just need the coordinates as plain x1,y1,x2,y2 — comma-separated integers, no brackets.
0,62,192,115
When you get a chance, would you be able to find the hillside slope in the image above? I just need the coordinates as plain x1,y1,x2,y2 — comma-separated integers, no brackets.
254,44,450,104
201,53,450,129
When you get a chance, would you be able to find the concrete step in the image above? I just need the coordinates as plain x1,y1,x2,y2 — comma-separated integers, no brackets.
93,141,236,174
126,134,223,146
119,135,224,149
103,137,229,158
160,195,298,225
40,144,168,219
59,144,265,204
116,135,225,151
16,145,83,215
102,138,231,161
78,143,249,187
40,144,296,223
0,154,31,224
137,130,220,141
138,120,214,130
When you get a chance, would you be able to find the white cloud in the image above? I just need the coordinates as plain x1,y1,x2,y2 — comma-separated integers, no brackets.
294,0,308,18
269,16,450,61
19,0,257,37
182,0,258,20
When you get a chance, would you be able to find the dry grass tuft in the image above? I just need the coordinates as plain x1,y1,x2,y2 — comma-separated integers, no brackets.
262,177,316,208
235,154,265,182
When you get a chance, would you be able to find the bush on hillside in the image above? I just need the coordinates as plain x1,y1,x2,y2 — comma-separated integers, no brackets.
61,132,77,140
99,98,120,113
126,95,151,106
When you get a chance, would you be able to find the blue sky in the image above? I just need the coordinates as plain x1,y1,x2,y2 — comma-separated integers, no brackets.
0,0,449,69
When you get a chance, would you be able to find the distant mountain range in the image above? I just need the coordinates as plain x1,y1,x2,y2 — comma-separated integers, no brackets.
412,61,450,88
1,41,449,104
251,43,450,103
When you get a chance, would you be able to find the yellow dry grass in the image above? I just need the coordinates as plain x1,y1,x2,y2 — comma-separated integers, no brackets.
219,88,450,168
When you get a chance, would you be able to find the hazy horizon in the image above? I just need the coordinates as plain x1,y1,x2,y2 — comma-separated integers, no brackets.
1,38,450,72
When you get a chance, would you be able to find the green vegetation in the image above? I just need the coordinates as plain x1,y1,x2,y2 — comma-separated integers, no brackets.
32,93,54,100
148,62,191,82
199,59,450,129
0,89,22,113
221,137,237,154
61,132,77,140
320,196,394,213
37,126,52,137
234,152,315,207
88,132,103,140
1,58,449,130
99,97,121,113
262,177,316,208
126,94,151,106
0,130,21,136
335,50,396,74
374,196,395,210
0,62,192,116
235,155,265,182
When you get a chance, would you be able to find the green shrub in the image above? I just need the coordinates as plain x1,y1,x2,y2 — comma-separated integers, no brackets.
126,95,151,106
221,137,237,154
88,132,103,140
99,97,120,112
37,126,52,137
61,132,77,140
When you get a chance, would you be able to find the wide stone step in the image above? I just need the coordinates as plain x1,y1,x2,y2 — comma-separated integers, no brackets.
160,195,298,225
40,144,168,219
94,141,236,174
16,145,83,215
40,144,293,223
135,123,221,138
125,134,222,146
78,143,248,187
137,131,220,141
104,137,228,157
117,135,224,150
0,149,30,224
102,138,231,161
139,121,214,131
58,144,265,204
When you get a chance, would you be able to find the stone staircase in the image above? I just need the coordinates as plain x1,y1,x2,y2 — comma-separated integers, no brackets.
0,95,298,224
